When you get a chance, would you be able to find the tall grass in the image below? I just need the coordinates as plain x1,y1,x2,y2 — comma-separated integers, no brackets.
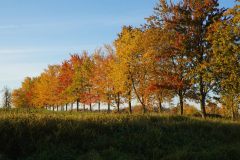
0,109,239,160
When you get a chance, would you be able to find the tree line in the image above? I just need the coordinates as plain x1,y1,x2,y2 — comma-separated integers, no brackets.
12,0,239,119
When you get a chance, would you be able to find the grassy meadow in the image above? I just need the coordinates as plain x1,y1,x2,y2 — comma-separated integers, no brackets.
0,109,239,160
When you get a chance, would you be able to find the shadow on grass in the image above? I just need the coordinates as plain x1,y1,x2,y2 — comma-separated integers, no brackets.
0,111,239,160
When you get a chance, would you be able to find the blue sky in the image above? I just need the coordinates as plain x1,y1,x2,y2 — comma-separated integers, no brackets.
0,0,237,91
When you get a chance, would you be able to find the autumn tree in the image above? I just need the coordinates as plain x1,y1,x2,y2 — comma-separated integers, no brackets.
96,50,116,112
149,0,225,118
105,44,126,112
12,77,36,108
141,27,178,112
111,46,133,113
12,88,25,108
66,53,95,111
91,49,105,111
32,65,60,109
67,54,84,111
92,47,122,112
146,1,194,115
115,26,152,113
80,52,95,111
184,0,224,118
58,60,74,110
208,2,240,120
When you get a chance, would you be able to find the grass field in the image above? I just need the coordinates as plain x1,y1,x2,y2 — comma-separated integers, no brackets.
0,109,239,160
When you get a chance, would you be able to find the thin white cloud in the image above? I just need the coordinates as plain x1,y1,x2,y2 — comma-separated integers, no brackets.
0,14,144,32
0,48,42,54
0,63,46,79
0,25,22,30
0,45,98,55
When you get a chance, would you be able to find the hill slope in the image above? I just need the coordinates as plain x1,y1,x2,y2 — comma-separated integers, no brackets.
0,109,239,160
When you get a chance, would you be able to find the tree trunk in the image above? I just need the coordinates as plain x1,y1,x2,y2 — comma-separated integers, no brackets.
77,99,80,111
5,96,7,108
98,102,101,112
157,93,163,113
71,103,73,111
108,102,110,113
65,104,68,111
89,88,92,112
129,100,132,114
117,92,120,112
83,104,85,111
107,95,111,113
128,91,132,114
90,103,92,112
142,103,147,114
231,105,235,121
200,76,207,119
142,96,147,114
200,96,206,118
179,90,184,115
231,98,235,121
158,99,163,113
131,76,147,114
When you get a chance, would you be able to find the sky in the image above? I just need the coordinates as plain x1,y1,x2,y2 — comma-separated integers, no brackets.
0,0,237,92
